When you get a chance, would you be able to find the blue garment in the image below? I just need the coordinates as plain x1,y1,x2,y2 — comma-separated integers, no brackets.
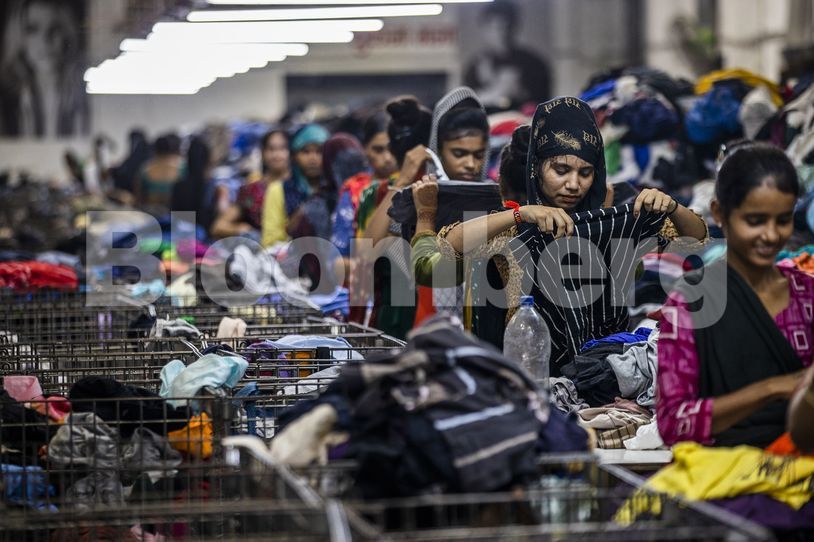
233,381,285,437
2,464,56,511
581,327,652,352
130,279,166,298
309,287,350,317
579,79,616,103
611,98,680,144
159,359,185,398
685,83,743,145
331,190,356,258
162,354,248,407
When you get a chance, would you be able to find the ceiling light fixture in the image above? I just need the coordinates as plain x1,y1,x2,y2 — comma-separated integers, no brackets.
208,0,489,4
188,4,442,22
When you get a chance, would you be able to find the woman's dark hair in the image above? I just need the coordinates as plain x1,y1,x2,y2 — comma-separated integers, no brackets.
362,111,389,146
172,136,214,229
260,129,288,151
499,125,529,202
260,129,289,174
386,95,432,166
154,133,182,156
111,129,151,192
716,142,800,216
437,106,489,146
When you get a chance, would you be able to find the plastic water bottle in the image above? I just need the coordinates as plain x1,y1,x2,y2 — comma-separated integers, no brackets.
503,296,551,387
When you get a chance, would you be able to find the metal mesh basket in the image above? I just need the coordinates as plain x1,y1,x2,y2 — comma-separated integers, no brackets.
0,394,357,542
248,452,775,542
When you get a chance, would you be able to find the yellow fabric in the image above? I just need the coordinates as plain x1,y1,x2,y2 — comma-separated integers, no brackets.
615,442,814,524
695,68,783,106
167,413,213,460
261,180,288,248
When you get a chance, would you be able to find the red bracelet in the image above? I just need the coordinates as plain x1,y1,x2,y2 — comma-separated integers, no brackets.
504,200,523,224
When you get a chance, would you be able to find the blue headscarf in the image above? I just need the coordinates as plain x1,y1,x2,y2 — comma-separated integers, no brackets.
289,123,330,197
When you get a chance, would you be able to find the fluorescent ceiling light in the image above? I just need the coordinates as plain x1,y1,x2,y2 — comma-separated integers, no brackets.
208,0,489,4
145,30,354,44
148,20,380,43
188,4,442,22
87,87,201,95
153,19,383,34
119,39,309,57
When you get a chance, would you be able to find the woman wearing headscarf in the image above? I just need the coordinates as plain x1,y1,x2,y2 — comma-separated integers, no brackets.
261,123,330,247
210,129,292,241
406,87,497,333
353,96,432,337
286,132,367,290
331,112,397,276
411,125,526,348
416,97,708,372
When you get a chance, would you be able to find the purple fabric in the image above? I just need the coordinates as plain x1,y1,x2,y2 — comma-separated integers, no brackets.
709,495,814,530
176,239,209,261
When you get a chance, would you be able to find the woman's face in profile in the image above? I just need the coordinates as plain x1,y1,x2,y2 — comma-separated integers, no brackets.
24,2,63,66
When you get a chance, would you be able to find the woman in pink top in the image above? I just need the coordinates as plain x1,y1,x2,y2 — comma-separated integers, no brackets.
657,143,810,448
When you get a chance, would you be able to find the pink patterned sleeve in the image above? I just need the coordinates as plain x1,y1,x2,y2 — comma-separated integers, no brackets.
656,292,715,446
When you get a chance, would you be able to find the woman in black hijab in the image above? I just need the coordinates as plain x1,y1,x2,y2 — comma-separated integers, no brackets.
418,97,709,371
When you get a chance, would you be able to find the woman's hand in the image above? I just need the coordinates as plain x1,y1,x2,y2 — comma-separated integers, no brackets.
519,205,574,238
633,188,677,217
397,145,430,188
413,174,439,215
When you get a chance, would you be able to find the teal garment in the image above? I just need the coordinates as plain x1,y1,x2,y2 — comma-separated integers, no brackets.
139,162,186,214
777,245,814,262
161,354,248,408
141,176,176,194
159,359,185,398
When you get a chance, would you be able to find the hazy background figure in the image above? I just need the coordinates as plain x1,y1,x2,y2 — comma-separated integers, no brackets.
0,0,90,138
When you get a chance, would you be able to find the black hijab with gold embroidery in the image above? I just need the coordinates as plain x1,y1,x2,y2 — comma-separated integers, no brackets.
526,97,607,212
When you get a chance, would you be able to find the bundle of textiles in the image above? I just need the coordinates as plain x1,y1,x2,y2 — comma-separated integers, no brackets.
616,442,814,537
46,412,183,511
388,180,503,241
546,327,667,450
0,181,81,253
580,67,698,193
0,261,78,292
0,375,218,524
231,316,590,499
4,375,70,423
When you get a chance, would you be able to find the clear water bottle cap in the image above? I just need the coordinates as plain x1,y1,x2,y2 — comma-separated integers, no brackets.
520,295,534,307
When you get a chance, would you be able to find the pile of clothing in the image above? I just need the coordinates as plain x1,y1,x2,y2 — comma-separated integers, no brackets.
236,317,589,499
580,67,697,197
0,261,78,292
616,442,814,536
550,327,664,450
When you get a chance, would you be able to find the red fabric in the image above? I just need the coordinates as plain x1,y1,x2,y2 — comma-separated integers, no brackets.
339,172,374,211
413,285,437,327
0,261,78,292
766,433,803,457
490,119,524,137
